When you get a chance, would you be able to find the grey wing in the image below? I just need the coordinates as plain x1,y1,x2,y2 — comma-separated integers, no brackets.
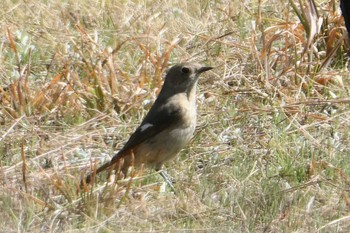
110,103,182,163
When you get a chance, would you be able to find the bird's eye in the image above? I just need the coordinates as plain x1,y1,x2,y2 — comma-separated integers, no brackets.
181,67,190,74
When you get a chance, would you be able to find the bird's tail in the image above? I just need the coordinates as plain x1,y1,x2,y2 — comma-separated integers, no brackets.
81,152,125,186
83,161,113,185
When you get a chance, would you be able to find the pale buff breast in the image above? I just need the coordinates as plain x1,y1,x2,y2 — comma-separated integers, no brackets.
132,93,197,170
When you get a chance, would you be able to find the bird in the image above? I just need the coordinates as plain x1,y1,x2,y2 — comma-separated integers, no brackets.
83,62,213,190
340,0,350,42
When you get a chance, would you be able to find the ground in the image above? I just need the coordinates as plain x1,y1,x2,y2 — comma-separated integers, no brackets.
1,0,350,232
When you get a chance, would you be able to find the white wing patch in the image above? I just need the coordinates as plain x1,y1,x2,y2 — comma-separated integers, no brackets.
140,123,153,132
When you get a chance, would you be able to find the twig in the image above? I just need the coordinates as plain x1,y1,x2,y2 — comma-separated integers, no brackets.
0,115,25,142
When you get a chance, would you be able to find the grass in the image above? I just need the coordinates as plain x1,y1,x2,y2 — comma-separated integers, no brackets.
1,0,350,232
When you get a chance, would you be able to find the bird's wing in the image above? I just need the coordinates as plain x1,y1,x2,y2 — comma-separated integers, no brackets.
110,102,182,163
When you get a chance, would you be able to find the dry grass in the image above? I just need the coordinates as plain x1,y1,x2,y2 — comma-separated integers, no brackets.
1,0,350,232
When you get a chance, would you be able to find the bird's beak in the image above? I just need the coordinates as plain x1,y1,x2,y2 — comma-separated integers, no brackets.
198,66,213,74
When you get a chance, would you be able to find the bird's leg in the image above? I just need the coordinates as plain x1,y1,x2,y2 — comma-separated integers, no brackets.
158,170,176,194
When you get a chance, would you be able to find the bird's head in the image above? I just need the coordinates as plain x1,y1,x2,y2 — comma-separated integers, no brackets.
162,63,213,96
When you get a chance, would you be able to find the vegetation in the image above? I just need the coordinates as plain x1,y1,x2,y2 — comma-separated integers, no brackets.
1,0,350,232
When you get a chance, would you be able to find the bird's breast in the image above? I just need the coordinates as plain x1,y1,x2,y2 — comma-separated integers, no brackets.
134,94,197,168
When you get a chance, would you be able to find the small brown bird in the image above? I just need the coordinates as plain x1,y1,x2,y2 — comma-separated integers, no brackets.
84,63,213,189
